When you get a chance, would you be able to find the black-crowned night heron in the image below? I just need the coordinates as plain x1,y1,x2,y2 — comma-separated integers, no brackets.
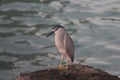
47,25,74,68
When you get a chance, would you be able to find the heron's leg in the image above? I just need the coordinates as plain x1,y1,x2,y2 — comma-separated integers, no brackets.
65,57,72,69
59,55,64,67
65,62,69,69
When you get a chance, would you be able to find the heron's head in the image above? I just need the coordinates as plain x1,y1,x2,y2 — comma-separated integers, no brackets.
47,25,64,37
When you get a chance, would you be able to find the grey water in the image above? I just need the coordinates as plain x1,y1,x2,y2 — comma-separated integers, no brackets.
0,0,120,80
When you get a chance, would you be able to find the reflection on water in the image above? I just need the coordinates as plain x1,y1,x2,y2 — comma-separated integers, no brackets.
0,0,120,79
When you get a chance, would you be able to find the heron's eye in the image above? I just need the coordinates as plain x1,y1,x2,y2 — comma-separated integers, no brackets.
55,28,58,31
54,28,58,31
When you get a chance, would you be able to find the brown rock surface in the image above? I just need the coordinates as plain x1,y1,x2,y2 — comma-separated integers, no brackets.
16,64,120,80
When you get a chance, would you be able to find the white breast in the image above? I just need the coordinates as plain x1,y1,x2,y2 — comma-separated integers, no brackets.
55,28,66,54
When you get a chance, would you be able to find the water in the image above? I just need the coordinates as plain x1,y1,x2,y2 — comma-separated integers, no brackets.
0,0,120,79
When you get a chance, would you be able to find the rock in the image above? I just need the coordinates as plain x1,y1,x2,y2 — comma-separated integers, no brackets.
16,64,120,80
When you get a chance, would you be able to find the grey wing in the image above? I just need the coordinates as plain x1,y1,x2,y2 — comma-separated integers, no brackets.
64,33,74,62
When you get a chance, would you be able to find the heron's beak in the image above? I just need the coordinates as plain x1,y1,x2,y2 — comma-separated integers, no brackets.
46,31,54,37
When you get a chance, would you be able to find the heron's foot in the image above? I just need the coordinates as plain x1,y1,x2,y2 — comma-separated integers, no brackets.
65,65,69,69
59,64,69,70
58,65,66,69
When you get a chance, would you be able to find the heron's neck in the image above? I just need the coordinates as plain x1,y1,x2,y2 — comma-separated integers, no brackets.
55,28,65,36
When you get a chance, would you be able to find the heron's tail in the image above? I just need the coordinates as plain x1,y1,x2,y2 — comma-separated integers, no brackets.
68,56,74,64
67,55,74,64
71,56,74,63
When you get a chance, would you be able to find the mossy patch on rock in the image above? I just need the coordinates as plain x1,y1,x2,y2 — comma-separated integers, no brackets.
16,64,120,80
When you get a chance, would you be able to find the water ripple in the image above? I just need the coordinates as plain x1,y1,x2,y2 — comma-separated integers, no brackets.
0,0,120,79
